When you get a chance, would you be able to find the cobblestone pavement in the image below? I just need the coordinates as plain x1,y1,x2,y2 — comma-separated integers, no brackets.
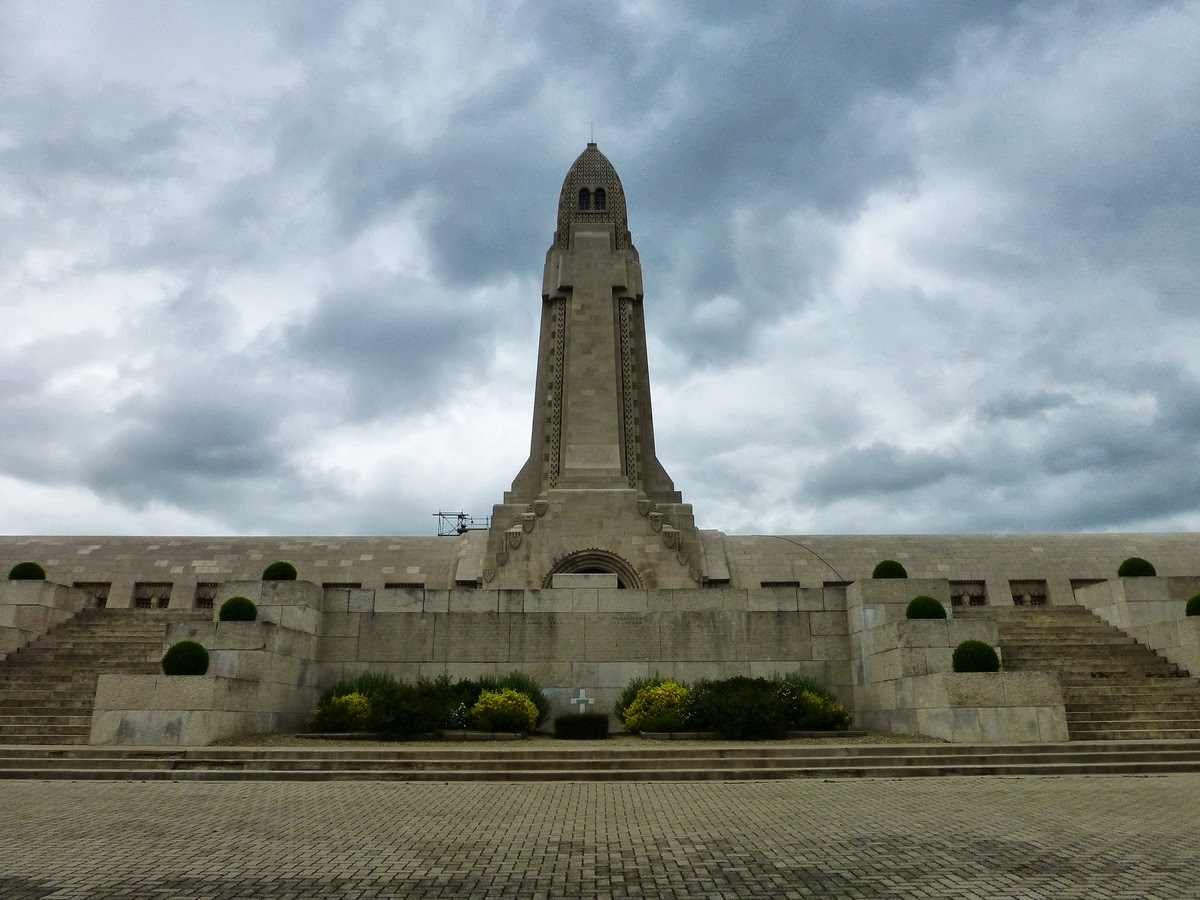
1,775,1197,899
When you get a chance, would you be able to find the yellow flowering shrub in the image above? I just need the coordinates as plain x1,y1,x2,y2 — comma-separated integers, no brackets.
622,680,690,733
310,690,372,732
470,688,539,733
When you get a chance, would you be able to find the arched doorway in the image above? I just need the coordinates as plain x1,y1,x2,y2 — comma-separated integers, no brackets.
543,549,643,589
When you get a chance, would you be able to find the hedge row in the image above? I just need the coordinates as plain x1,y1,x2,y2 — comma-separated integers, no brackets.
617,673,852,739
309,671,550,737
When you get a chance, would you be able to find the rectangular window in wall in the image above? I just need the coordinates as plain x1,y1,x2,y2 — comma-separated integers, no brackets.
194,582,218,610
74,581,111,609
1010,579,1048,606
322,582,362,590
950,581,986,607
384,582,425,589
133,581,172,610
760,580,801,588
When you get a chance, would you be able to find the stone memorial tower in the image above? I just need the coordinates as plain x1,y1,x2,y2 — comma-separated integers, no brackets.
482,144,714,589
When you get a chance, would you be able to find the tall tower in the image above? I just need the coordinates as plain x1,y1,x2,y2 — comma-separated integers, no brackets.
481,144,711,589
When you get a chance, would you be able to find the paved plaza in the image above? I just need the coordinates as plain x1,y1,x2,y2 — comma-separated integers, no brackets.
1,774,1197,898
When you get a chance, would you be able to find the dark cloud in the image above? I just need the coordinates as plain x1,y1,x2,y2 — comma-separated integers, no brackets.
2,0,1199,536
804,442,967,504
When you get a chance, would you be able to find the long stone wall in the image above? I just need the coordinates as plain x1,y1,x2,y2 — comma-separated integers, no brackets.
7,532,1200,598
312,584,853,719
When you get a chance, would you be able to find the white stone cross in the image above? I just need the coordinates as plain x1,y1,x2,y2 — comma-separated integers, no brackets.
572,688,594,714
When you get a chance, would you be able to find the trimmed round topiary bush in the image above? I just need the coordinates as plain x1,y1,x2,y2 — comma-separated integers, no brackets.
7,561,46,580
1186,594,1200,617
952,639,1000,673
262,561,298,581
906,595,947,619
218,596,257,622
872,559,908,579
161,640,210,676
1117,557,1157,577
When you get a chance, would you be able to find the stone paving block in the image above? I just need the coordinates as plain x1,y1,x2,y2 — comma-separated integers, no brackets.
16,776,1196,898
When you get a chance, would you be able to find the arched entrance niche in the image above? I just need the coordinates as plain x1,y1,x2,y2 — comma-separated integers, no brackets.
543,550,643,589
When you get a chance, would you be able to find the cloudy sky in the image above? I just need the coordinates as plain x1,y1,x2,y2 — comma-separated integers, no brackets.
3,1,1199,538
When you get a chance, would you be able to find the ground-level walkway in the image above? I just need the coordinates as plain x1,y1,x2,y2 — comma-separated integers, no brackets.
1,774,1196,898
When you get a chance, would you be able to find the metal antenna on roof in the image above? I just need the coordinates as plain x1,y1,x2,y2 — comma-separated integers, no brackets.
590,120,594,143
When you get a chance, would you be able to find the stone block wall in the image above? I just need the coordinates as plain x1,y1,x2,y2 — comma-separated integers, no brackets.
1075,577,1200,676
317,585,852,723
90,583,322,746
0,580,90,659
845,578,1065,742
856,672,1068,743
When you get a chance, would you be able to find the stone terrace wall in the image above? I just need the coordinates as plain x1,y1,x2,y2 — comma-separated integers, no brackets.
317,586,853,721
6,532,1200,597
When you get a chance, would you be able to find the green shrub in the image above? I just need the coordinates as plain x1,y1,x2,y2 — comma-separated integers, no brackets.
1186,594,1200,617
553,713,610,739
905,595,947,619
772,676,853,731
161,640,210,676
310,691,372,732
262,561,298,581
615,673,666,725
770,672,839,703
218,596,257,621
623,680,690,733
872,559,908,579
7,561,46,580
488,670,551,726
368,679,444,738
1117,557,1156,577
686,676,788,739
952,639,1001,673
470,689,538,733
318,670,400,707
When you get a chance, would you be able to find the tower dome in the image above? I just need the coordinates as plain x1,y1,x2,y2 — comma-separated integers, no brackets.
555,142,631,249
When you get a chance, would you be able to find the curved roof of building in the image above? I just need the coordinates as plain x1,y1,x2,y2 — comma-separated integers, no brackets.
555,143,631,249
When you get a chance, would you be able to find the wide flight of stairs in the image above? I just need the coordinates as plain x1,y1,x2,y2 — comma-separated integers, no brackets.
957,604,1200,740
0,608,208,745
4,740,1200,781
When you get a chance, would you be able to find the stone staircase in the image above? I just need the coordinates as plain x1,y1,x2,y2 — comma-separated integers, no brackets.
0,608,208,745
3,740,1200,781
957,604,1200,740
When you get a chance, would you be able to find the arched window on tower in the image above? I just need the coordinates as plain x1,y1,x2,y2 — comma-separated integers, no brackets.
593,188,606,211
578,188,591,211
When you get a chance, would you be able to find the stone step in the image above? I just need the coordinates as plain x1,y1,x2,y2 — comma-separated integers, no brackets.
0,608,194,744
0,734,89,745
0,700,93,713
977,610,1111,620
5,657,162,672
0,714,93,727
4,740,1200,781
1002,645,1152,658
1068,718,1200,733
0,723,91,738
12,643,164,657
1067,700,1200,714
1071,727,1200,741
